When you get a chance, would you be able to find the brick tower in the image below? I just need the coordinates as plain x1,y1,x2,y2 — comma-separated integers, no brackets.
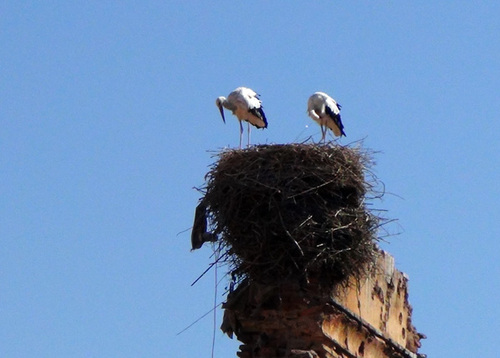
194,144,425,358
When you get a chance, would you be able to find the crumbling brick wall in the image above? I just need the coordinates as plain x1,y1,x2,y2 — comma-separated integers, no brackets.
222,249,425,358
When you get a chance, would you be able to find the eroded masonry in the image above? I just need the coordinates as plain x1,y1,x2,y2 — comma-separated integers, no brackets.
192,144,425,358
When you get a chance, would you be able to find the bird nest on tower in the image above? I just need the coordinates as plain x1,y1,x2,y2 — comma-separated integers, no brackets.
199,143,383,288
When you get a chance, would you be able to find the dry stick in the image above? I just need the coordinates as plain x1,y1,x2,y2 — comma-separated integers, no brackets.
175,302,223,336
277,210,304,257
190,252,227,286
287,179,338,199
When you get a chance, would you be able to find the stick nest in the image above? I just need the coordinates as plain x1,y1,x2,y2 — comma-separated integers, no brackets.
201,143,382,287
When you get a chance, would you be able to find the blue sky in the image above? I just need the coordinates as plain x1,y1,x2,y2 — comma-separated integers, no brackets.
1,2,499,357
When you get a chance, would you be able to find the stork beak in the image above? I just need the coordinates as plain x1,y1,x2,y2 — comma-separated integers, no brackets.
218,105,226,123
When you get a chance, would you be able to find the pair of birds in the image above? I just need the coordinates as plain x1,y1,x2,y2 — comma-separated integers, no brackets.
216,87,346,148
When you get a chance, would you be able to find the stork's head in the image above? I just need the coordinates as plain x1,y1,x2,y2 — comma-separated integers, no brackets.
215,97,226,123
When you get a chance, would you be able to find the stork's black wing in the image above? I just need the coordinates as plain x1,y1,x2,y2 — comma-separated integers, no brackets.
325,105,346,137
248,107,268,128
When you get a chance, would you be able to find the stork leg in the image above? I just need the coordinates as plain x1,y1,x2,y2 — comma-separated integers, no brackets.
239,120,244,149
320,125,326,143
247,122,251,147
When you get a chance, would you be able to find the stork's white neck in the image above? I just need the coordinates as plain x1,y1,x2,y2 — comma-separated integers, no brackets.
220,97,236,111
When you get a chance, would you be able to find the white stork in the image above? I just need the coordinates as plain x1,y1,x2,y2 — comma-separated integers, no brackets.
307,92,346,142
216,87,268,148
